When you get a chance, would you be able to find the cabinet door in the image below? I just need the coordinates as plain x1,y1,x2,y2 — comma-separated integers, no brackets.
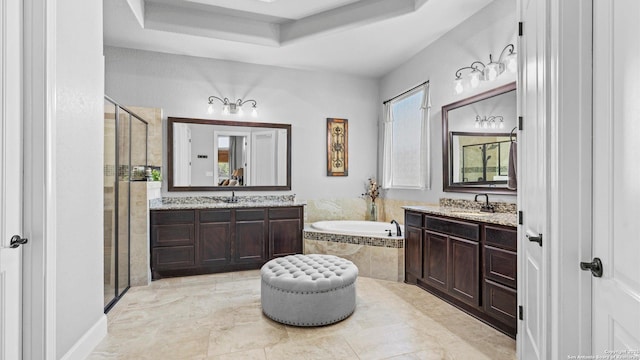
404,225,422,283
269,219,301,258
423,231,448,291
199,222,231,267
448,236,480,307
235,220,267,263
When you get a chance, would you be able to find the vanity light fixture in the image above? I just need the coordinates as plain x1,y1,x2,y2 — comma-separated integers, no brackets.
474,115,504,129
207,96,258,117
453,44,517,94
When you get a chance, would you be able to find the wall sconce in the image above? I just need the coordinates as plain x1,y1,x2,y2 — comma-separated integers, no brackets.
454,44,517,94
474,115,504,129
207,96,258,117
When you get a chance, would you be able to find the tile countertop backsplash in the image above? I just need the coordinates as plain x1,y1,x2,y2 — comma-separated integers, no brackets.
149,195,307,210
403,198,518,227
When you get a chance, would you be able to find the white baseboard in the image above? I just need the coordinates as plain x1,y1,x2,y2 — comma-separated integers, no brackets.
60,314,107,360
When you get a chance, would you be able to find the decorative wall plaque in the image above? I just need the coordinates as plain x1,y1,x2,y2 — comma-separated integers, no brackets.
327,118,348,176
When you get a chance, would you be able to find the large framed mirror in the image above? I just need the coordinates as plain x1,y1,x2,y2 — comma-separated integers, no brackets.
168,117,291,191
442,82,517,194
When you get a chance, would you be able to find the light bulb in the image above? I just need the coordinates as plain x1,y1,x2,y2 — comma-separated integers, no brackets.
505,54,517,73
499,120,505,129
469,71,480,88
251,107,258,118
475,120,480,129
222,104,230,115
454,78,464,94
485,63,499,81
490,121,496,129
483,121,488,129
207,104,214,114
237,106,244,116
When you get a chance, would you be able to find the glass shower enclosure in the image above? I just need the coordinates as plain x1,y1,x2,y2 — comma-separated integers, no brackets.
104,96,148,312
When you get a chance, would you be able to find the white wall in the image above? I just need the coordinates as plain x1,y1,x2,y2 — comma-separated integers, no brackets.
379,0,517,204
104,47,379,201
55,0,106,357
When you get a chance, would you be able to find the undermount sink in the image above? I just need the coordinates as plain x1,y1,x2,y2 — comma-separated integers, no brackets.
448,211,492,216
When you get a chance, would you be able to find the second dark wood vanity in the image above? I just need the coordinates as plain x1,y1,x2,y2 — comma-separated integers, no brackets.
151,205,303,280
404,207,517,338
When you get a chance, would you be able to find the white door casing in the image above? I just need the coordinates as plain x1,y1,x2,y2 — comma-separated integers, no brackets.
0,0,24,358
592,0,640,353
517,0,549,358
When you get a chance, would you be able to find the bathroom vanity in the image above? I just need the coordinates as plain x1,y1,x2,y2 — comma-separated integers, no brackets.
150,198,304,279
403,206,517,338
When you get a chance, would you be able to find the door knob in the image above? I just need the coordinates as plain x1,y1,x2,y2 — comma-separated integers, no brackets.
526,233,542,246
9,235,28,248
580,257,603,278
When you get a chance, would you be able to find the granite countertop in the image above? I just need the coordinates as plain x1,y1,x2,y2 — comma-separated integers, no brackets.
149,195,306,210
403,205,518,227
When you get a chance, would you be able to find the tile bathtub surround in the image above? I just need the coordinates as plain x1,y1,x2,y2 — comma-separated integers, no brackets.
88,270,516,360
303,230,403,249
303,238,404,282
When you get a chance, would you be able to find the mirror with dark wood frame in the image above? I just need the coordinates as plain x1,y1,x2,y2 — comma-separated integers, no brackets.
168,117,291,191
442,82,517,194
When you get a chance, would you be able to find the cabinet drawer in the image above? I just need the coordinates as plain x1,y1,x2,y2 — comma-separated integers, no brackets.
153,246,195,269
151,210,194,225
152,224,194,247
484,246,517,288
485,225,517,251
405,212,423,228
425,216,479,241
199,209,231,223
236,208,266,221
484,279,517,327
269,207,301,220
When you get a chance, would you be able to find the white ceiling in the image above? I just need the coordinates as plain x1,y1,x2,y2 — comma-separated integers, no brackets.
104,0,495,77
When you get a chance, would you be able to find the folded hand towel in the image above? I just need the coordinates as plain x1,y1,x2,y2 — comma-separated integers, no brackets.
507,142,517,190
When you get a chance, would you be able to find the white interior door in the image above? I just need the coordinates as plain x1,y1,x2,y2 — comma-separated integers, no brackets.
173,123,191,186
251,130,276,186
518,0,548,358
0,0,25,358
591,0,640,354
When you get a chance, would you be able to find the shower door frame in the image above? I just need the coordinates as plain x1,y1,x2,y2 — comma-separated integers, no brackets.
104,96,148,312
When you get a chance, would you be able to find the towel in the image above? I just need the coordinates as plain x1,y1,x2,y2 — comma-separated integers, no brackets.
507,142,517,190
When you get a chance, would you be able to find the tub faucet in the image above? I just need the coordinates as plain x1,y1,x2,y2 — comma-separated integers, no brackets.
474,193,495,213
390,220,402,237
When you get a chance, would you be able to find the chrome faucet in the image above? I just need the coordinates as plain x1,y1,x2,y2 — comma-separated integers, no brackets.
474,193,495,213
228,191,237,203
390,220,402,237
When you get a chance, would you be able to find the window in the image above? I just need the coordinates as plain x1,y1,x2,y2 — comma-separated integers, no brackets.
382,83,430,189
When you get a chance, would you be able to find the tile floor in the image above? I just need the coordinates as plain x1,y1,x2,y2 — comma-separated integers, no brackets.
88,271,516,360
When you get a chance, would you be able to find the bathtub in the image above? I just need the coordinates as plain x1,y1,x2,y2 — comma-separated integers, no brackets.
303,220,404,282
310,220,404,237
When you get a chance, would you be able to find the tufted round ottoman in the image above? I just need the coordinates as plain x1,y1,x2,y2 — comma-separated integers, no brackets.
260,254,358,326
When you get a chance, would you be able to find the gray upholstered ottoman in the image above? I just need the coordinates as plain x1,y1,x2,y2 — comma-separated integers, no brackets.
260,254,358,326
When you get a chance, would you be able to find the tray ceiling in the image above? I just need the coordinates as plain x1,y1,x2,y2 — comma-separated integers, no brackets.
104,0,495,77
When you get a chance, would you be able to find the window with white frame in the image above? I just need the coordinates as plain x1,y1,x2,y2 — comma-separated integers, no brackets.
382,83,430,189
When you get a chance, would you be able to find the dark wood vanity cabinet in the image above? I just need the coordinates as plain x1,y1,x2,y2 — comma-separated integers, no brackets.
234,209,268,264
483,224,518,333
151,206,303,279
269,207,303,258
150,210,196,270
404,210,517,338
198,210,232,267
